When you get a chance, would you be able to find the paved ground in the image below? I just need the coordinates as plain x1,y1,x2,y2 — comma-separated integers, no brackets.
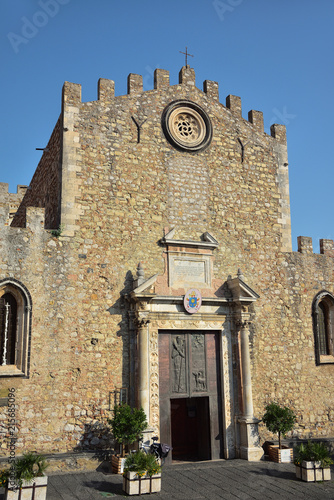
1,460,334,499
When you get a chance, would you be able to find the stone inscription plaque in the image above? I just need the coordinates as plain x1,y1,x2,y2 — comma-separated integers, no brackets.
174,259,205,283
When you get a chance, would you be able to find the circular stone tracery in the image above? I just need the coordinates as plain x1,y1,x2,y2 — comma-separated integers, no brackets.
162,101,212,152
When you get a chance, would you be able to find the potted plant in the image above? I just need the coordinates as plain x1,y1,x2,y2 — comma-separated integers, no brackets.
108,403,148,474
122,450,161,495
1,452,48,500
294,441,333,482
262,402,296,463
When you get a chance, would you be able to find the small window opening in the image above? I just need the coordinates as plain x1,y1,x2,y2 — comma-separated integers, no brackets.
0,294,17,366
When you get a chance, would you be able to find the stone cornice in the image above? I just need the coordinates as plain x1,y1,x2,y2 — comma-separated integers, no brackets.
160,230,218,251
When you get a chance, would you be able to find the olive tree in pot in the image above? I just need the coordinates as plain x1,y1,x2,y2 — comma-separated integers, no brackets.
108,403,148,474
262,402,296,463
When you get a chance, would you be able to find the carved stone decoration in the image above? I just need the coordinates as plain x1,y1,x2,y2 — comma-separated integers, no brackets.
149,326,160,431
171,334,187,393
193,370,206,391
162,100,212,152
191,333,207,392
192,334,204,348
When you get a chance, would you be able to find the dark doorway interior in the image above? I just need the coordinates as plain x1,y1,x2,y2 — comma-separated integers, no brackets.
170,396,211,461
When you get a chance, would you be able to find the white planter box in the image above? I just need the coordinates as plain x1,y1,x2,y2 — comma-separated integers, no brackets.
5,476,48,500
296,461,331,482
123,471,161,495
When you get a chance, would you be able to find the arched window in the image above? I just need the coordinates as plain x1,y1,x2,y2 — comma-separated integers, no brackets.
0,293,17,365
0,279,32,377
312,291,334,364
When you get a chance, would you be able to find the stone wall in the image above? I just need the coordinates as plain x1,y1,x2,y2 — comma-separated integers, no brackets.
0,205,119,454
11,117,62,230
255,237,334,441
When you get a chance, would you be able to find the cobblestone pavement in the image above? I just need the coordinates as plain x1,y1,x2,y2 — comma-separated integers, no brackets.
1,460,334,499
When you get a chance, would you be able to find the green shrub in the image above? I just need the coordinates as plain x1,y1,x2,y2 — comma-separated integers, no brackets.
50,224,64,238
294,441,334,467
13,452,48,485
108,404,147,457
1,452,48,488
262,402,296,449
124,450,161,477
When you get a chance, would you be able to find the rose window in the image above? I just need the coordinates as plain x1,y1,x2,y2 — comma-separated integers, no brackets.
162,101,212,152
174,114,201,142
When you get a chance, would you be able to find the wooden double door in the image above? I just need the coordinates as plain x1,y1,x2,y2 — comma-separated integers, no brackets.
159,330,223,463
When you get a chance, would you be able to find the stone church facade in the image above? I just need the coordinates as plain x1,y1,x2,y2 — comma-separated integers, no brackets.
0,66,333,462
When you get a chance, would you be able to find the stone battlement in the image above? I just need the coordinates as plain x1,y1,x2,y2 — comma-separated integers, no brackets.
0,206,45,231
0,183,28,225
0,183,28,197
62,66,285,142
297,236,334,257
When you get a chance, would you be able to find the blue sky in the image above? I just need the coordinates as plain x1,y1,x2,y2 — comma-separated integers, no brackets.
1,0,334,251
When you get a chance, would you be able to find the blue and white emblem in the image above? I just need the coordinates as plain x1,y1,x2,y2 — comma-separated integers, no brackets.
184,289,202,314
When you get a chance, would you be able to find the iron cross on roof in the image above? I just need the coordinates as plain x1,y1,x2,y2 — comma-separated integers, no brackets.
179,46,194,67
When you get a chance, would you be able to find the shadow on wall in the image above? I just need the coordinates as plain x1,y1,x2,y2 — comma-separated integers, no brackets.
71,273,136,455
106,270,134,336
106,270,136,406
74,421,114,455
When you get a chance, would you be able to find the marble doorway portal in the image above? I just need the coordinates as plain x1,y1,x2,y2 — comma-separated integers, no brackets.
158,330,223,463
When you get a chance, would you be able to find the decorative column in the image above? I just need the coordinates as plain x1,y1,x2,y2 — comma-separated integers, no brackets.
239,320,254,419
137,317,150,422
237,317,263,461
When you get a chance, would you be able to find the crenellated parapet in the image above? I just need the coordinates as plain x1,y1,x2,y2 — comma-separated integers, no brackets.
0,183,28,225
0,206,46,232
98,78,115,102
320,239,334,257
61,66,285,141
297,236,334,257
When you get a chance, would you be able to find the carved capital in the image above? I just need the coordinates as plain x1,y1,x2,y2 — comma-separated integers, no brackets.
236,319,251,330
135,317,150,329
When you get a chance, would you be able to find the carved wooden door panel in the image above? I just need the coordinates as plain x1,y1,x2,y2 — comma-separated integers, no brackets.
159,330,222,462
170,332,208,397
